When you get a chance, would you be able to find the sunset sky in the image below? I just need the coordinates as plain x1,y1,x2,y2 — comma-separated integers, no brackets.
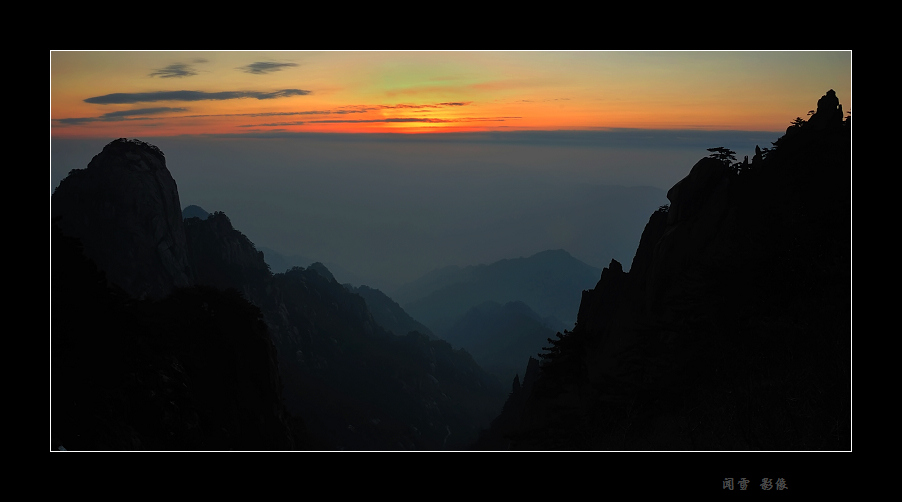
50,50,852,289
51,51,851,138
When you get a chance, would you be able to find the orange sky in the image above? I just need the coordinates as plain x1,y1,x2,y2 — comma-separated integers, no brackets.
50,51,852,139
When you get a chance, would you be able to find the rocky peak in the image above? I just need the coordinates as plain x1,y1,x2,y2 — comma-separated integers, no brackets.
307,262,337,283
807,89,844,130
93,138,167,169
51,138,194,299
182,204,210,220
520,356,540,397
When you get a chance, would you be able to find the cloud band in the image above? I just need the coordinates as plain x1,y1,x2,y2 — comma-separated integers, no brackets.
84,89,312,104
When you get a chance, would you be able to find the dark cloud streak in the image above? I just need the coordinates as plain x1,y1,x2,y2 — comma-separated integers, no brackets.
149,63,199,78
84,89,312,104
185,108,372,119
101,107,188,118
380,102,472,109
239,61,299,74
56,107,189,125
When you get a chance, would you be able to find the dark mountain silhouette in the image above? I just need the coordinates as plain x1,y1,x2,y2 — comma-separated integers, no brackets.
51,138,193,300
398,249,602,337
479,90,851,450
443,301,557,385
51,138,506,451
346,284,436,339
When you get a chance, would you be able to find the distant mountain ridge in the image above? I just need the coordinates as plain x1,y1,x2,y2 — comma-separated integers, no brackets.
399,249,602,337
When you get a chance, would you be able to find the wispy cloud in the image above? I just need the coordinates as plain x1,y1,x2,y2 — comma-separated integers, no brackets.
314,118,445,124
238,121,306,127
242,118,451,126
516,97,570,103
57,107,188,125
101,107,188,119
83,89,312,104
149,63,200,78
379,102,472,109
239,61,299,74
57,116,106,125
305,117,518,124
56,105,372,127
185,107,374,119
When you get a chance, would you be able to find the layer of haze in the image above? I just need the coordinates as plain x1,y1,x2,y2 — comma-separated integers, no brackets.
51,129,782,291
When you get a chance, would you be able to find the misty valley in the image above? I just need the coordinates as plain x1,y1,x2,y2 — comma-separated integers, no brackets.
50,91,851,451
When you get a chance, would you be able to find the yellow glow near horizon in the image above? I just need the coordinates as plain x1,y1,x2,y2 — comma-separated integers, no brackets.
50,51,852,139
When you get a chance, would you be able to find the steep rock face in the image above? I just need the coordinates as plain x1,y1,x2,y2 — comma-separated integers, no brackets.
642,156,734,323
623,207,668,319
51,138,193,299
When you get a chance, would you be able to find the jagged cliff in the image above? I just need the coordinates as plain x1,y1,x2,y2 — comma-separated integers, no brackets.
483,90,851,450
